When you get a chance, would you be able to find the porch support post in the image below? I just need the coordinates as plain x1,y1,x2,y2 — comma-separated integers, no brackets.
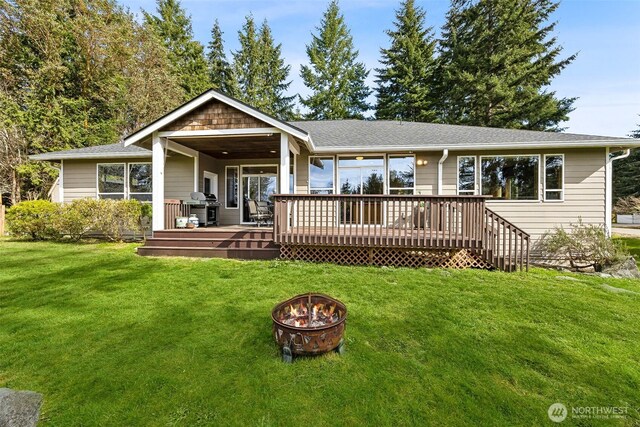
280,132,290,194
152,132,166,231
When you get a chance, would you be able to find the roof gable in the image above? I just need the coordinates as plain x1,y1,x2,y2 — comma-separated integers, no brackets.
123,89,310,146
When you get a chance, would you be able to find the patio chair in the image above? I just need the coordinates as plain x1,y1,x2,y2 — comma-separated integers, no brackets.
248,200,273,227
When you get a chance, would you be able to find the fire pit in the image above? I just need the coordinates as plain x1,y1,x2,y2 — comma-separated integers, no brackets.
272,293,347,363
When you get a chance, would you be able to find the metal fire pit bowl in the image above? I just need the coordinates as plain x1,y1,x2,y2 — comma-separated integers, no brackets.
272,293,347,363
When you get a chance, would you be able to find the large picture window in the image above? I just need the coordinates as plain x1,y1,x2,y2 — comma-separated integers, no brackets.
97,163,125,199
457,156,476,195
544,154,564,201
225,166,239,208
388,155,415,194
481,156,539,200
309,156,335,194
128,163,152,201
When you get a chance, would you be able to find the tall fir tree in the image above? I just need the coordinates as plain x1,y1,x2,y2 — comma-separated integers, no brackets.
375,0,437,122
207,19,236,96
232,16,295,119
613,120,640,202
435,0,576,131
144,0,209,100
300,0,371,120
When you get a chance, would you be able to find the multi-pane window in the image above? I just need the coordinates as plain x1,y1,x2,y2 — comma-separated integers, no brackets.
97,164,125,199
457,156,476,195
128,163,152,201
388,155,415,194
98,163,152,201
225,166,239,208
309,157,335,194
544,154,564,201
481,156,539,200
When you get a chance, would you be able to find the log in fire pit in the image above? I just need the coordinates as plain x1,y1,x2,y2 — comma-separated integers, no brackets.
272,293,347,363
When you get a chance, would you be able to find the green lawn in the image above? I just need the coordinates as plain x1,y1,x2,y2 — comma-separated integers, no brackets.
1,240,639,426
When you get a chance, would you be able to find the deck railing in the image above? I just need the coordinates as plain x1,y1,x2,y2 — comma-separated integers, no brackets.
272,194,530,272
164,200,191,230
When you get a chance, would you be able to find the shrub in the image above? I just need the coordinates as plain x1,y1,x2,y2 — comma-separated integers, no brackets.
537,219,627,271
94,199,143,241
614,196,640,215
55,199,101,241
6,200,60,240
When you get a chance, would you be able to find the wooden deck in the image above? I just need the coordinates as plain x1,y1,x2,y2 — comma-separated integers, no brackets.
141,195,530,271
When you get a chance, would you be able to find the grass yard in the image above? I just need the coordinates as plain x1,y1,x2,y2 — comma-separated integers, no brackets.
1,239,639,426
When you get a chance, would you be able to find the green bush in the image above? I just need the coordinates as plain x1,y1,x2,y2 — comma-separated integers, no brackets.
537,219,627,271
6,200,60,240
7,198,148,242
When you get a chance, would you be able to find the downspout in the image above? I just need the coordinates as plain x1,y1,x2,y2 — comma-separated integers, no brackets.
437,149,449,195
605,148,631,236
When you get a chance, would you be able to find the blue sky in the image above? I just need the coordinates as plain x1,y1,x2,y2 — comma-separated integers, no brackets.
123,0,640,137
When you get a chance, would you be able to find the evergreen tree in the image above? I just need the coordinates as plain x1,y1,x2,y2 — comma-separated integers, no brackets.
435,0,576,131
375,0,437,121
144,0,209,100
232,16,295,119
300,0,371,120
207,19,236,96
613,120,640,202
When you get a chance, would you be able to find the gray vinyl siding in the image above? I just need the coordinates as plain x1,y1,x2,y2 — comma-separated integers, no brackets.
439,148,607,241
164,153,194,200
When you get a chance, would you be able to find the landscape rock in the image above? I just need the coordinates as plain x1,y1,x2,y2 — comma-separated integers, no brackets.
0,388,43,427
600,257,640,279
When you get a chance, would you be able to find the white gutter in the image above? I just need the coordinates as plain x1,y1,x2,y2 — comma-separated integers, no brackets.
437,149,449,195
605,148,631,236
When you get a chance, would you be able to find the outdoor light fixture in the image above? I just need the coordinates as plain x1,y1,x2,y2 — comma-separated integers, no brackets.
222,151,229,155
270,150,277,153
355,156,364,161
416,159,428,166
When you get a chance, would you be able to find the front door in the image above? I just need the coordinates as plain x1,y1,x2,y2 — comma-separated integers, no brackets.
241,165,278,223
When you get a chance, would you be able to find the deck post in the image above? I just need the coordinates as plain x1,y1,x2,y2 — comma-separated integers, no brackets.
152,132,166,231
279,132,290,194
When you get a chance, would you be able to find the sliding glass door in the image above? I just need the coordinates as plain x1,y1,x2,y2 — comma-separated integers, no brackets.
241,165,278,223
338,156,384,224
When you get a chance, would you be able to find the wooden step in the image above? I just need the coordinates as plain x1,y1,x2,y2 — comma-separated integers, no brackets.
137,246,280,259
153,229,273,240
143,237,277,249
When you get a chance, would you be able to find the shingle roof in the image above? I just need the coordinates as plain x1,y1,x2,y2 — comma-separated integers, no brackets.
30,142,151,161
31,120,636,161
290,120,632,150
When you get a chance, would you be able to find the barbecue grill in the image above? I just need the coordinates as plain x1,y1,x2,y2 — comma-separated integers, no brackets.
184,192,221,227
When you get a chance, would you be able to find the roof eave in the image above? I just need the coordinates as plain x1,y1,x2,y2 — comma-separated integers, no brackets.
29,152,152,161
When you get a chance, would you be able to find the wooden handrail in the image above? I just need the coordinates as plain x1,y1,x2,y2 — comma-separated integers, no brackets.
272,194,529,272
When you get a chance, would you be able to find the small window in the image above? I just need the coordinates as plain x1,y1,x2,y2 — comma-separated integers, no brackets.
309,156,335,194
544,154,564,201
388,155,415,195
129,163,152,202
98,164,125,199
457,156,476,195
481,156,539,200
225,166,239,208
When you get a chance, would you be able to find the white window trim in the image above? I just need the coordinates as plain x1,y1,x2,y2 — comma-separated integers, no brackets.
543,153,564,202
224,166,240,209
96,162,126,199
308,155,336,194
128,162,152,201
479,154,542,202
388,154,416,195
456,155,477,195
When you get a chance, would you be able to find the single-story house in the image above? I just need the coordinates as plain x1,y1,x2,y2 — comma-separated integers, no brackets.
31,89,640,271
